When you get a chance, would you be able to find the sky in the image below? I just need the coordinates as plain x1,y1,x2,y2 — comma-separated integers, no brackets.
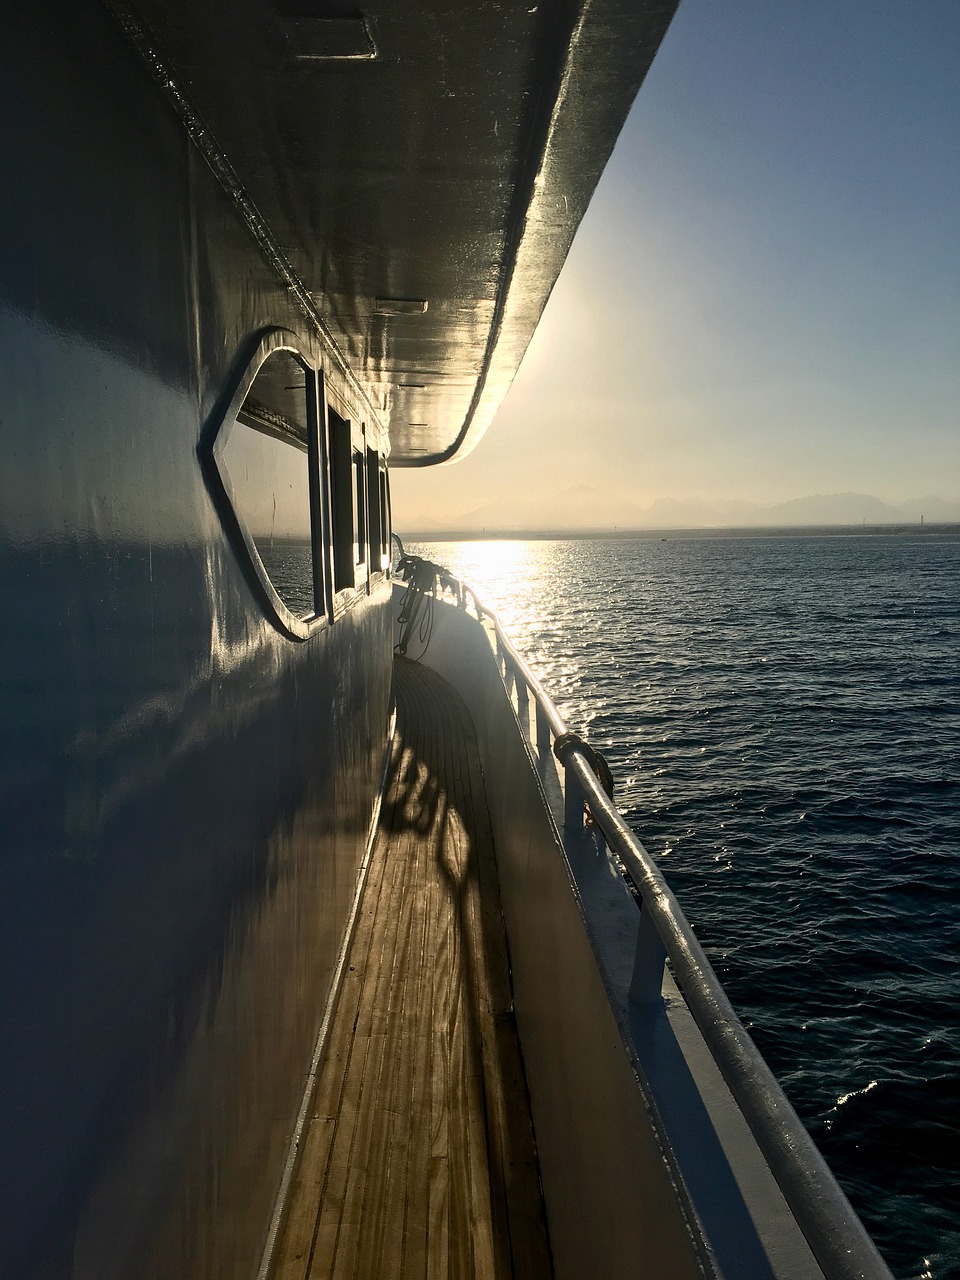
391,0,960,530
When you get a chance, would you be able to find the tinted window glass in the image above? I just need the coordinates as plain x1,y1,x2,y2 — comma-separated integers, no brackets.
353,448,366,566
329,408,354,592
366,446,381,570
220,351,316,618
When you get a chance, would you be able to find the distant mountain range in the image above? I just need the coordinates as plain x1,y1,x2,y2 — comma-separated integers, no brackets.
405,488,960,532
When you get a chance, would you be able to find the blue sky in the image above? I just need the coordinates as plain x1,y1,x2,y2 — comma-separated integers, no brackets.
392,0,959,528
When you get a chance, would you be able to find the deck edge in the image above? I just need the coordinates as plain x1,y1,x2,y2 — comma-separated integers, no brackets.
256,703,399,1280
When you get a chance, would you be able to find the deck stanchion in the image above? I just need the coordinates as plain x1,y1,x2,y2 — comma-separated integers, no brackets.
535,704,551,775
563,761,585,846
515,666,529,729
629,904,667,1004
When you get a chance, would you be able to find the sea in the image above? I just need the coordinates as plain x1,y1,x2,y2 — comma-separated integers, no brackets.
407,532,960,1280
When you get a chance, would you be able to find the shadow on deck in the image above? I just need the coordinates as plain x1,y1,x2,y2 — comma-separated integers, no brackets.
275,656,553,1279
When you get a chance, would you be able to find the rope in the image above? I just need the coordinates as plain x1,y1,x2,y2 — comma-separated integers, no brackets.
552,731,615,799
553,730,615,831
394,555,459,660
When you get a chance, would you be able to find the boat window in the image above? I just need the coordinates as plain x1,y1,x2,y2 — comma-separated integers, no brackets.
353,446,366,568
329,407,355,592
367,453,389,574
366,447,382,572
379,465,390,571
220,349,318,619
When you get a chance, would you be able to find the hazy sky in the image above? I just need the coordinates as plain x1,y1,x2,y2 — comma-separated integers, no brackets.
392,0,959,529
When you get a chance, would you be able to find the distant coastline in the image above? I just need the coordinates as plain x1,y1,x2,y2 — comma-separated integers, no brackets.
400,523,960,543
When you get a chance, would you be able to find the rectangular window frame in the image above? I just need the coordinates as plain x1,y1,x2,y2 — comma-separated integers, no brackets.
366,445,384,577
327,400,355,599
352,441,368,574
381,465,391,573
323,384,376,605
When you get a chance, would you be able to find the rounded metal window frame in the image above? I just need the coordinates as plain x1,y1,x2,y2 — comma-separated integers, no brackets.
200,328,324,642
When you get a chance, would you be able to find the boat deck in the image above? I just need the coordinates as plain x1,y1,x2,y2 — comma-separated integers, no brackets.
274,656,553,1279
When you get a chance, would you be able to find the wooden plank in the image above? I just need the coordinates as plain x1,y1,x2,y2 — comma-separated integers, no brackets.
274,735,404,1280
354,758,432,1279
309,744,420,1279
273,656,553,1279
321,749,424,1280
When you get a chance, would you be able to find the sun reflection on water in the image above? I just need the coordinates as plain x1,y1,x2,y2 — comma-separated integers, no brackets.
412,538,552,645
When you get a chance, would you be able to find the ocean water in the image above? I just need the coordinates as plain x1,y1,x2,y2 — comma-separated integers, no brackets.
256,538,315,617
408,533,960,1280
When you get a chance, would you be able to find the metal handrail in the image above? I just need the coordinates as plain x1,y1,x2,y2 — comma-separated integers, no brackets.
442,573,893,1280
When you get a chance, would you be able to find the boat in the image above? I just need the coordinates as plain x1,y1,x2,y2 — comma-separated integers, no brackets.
0,1,893,1277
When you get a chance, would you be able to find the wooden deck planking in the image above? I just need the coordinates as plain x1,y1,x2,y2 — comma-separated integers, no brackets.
273,656,552,1280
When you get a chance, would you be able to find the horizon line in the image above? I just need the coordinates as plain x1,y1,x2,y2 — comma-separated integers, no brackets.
398,520,960,543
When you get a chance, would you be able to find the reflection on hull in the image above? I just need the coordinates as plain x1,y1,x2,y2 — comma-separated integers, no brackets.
0,534,392,1276
0,4,393,1272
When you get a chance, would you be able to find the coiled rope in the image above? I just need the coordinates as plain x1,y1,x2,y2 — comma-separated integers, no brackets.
394,554,460,660
553,730,616,831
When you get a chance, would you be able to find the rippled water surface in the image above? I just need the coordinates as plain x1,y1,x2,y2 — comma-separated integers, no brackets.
409,533,960,1280
257,538,314,617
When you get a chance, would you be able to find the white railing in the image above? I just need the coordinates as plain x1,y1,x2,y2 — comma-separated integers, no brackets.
398,551,893,1280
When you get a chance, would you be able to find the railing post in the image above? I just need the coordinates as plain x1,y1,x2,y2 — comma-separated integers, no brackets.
629,903,667,1005
535,708,564,823
515,665,529,729
563,760,586,846
535,704,551,771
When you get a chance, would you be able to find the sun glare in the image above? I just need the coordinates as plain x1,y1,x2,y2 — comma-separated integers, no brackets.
411,538,545,636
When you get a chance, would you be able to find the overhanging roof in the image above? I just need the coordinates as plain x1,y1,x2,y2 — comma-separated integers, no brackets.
113,0,678,464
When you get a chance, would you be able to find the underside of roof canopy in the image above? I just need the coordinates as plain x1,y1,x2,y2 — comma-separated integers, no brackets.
114,0,678,464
